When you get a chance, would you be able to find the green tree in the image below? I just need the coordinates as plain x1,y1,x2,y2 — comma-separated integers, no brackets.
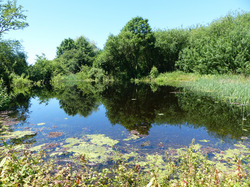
29,54,55,83
56,38,75,57
154,29,189,72
97,17,156,79
0,40,27,86
0,0,28,35
56,36,99,74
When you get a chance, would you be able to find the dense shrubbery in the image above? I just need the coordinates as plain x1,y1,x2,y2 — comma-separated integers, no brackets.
92,12,250,79
176,12,250,75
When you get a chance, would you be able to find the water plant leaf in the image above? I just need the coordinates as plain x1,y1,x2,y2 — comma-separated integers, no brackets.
30,143,46,152
62,134,119,163
199,139,210,143
37,123,45,126
2,130,36,140
123,134,140,141
86,134,119,147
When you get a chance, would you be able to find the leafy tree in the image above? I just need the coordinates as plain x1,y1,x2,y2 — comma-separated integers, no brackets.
56,38,75,57
97,17,156,79
0,0,28,35
56,36,99,73
29,54,55,83
0,40,27,86
154,29,189,72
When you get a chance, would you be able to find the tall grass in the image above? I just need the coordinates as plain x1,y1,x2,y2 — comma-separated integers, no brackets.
153,72,250,106
186,74,250,106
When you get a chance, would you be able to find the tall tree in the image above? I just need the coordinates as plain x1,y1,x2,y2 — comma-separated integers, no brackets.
97,17,156,79
56,38,75,57
0,0,28,35
56,36,99,73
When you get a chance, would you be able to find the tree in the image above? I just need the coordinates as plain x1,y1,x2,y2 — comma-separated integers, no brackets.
0,0,28,35
56,38,75,57
56,36,99,73
97,17,157,79
29,54,54,83
0,40,27,86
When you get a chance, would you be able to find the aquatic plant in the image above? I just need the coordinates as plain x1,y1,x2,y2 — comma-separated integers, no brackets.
0,139,249,186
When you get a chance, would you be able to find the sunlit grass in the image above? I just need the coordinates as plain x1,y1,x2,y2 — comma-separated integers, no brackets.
186,74,250,106
153,72,250,106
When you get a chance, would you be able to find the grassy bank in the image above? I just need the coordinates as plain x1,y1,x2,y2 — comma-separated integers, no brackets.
147,72,250,106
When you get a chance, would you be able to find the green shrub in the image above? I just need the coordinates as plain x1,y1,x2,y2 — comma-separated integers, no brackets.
10,73,31,88
150,66,159,78
0,80,11,110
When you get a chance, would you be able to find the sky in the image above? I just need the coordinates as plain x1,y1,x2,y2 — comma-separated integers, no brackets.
3,0,250,64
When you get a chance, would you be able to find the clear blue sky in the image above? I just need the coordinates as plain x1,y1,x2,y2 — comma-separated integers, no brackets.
3,0,250,64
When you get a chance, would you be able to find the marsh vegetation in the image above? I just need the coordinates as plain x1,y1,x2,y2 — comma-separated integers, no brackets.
0,0,249,186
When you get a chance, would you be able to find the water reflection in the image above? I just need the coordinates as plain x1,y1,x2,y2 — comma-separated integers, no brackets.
3,82,250,142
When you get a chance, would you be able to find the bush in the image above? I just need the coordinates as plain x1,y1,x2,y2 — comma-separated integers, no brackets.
150,66,159,78
89,67,105,82
0,80,11,110
10,73,31,88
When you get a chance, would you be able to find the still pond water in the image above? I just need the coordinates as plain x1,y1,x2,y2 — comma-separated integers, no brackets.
2,82,250,163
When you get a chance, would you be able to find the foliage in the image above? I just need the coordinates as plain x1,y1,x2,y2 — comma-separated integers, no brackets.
154,28,189,72
185,74,250,106
0,0,28,35
0,40,28,86
55,36,99,74
10,73,31,88
0,79,11,110
56,38,75,57
176,12,250,75
154,71,201,86
28,54,55,83
149,66,159,79
97,17,157,79
0,140,249,186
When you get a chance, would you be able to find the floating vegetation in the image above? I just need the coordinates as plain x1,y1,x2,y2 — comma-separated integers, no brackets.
1,130,36,140
199,139,210,143
58,134,119,163
1,120,20,126
86,134,119,147
123,134,140,141
48,132,64,138
37,123,45,126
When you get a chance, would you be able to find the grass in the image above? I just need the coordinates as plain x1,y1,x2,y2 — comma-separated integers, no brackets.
0,139,249,186
152,72,250,106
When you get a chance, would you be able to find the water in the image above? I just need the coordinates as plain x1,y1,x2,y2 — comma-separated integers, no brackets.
1,82,249,162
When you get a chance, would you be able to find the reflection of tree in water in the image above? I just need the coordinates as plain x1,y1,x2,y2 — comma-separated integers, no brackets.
56,85,100,117
176,91,250,140
100,83,182,135
0,92,36,146
100,82,249,139
9,83,248,141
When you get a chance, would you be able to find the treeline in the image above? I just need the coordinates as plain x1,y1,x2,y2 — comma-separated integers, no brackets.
41,11,249,83
0,0,249,91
